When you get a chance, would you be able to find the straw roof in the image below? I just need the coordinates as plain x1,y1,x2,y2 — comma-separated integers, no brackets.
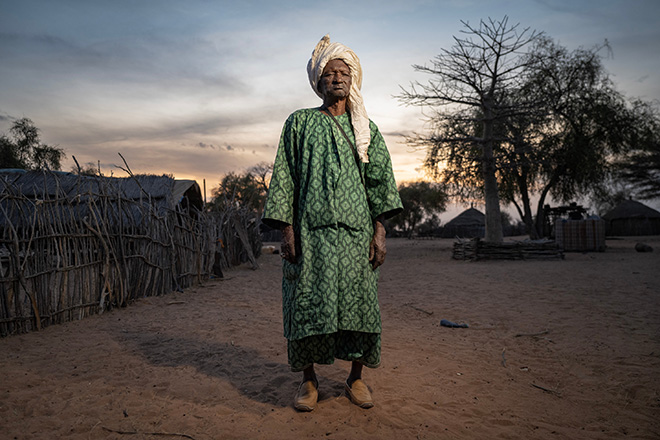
1,169,175,199
441,207,485,239
173,179,203,212
0,170,202,228
602,200,660,221
445,208,485,226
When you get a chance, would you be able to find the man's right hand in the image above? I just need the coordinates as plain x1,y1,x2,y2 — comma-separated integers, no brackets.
281,224,296,263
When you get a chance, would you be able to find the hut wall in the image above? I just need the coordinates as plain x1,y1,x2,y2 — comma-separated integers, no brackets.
0,173,249,337
607,218,660,236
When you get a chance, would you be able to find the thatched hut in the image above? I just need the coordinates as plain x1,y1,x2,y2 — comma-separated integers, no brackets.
0,169,265,336
442,208,485,238
0,169,215,336
173,179,204,215
0,170,203,223
602,200,660,236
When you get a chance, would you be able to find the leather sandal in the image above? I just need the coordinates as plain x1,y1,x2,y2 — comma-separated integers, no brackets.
294,379,318,411
345,379,374,409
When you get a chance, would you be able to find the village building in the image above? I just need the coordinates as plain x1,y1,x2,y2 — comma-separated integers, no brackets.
602,199,660,236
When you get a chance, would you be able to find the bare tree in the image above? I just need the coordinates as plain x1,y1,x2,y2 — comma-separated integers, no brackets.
248,161,274,193
399,16,542,242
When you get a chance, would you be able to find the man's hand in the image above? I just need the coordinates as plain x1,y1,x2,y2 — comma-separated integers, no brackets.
369,219,386,270
280,224,296,263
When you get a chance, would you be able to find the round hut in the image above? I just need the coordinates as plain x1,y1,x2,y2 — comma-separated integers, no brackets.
441,207,485,238
602,199,660,236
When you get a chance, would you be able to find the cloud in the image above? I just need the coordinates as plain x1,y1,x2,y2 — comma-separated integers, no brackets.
2,0,659,194
195,142,216,149
0,111,16,123
0,29,257,140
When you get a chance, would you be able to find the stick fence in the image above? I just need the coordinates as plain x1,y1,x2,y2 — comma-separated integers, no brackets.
0,171,261,336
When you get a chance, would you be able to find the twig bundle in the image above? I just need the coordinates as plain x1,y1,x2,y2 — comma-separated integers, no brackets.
452,237,564,261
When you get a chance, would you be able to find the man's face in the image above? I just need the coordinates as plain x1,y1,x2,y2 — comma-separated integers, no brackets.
318,59,352,100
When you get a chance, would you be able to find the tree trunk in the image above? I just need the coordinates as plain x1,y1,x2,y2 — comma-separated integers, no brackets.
511,145,539,239
481,103,503,243
534,176,557,238
516,173,538,239
482,149,503,242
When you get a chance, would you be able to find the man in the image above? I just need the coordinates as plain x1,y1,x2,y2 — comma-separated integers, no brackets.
262,35,402,411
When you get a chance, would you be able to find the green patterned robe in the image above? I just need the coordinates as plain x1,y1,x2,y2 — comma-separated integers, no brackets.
262,108,402,345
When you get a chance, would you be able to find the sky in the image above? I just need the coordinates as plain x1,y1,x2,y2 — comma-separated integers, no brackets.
1,0,659,217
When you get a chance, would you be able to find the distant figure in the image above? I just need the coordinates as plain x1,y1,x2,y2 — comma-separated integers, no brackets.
262,35,402,411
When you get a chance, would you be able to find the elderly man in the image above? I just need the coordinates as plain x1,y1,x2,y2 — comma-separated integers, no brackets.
262,35,402,411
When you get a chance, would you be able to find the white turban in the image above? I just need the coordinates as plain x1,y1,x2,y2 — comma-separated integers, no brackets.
307,34,370,163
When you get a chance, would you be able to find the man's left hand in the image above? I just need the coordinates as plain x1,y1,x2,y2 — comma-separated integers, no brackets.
369,220,387,270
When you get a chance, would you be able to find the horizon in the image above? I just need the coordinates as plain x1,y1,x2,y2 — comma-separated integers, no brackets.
2,0,659,221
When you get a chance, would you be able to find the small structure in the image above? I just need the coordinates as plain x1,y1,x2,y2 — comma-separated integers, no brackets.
544,202,587,238
442,208,485,238
555,218,606,252
602,200,660,236
545,203,606,252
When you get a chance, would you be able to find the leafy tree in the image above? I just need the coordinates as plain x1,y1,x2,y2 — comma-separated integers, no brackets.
401,18,660,239
388,181,447,238
399,17,543,242
496,40,659,236
0,118,65,170
612,101,660,200
208,163,273,214
499,210,526,237
416,214,442,237
589,180,634,217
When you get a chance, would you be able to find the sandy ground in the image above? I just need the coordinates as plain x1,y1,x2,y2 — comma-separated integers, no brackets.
1,236,659,439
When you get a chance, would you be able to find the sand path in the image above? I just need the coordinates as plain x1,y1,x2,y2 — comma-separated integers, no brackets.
1,237,659,439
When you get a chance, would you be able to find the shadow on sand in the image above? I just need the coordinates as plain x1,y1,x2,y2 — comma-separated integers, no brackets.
115,330,345,408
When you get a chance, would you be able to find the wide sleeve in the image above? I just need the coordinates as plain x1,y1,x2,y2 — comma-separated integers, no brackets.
262,115,297,229
364,121,403,220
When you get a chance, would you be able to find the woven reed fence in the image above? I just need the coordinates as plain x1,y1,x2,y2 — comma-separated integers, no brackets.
0,171,261,337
